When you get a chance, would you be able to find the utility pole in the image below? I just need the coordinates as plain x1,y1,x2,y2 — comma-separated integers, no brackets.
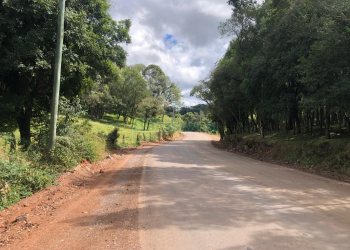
48,0,66,150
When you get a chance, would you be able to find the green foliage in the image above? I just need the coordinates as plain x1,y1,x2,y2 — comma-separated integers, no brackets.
109,66,149,122
162,124,177,138
28,97,97,171
193,0,350,140
182,112,217,133
0,113,183,209
0,159,53,209
0,133,17,154
143,64,171,97
0,0,130,144
57,97,86,134
82,82,113,119
136,134,142,146
138,97,163,130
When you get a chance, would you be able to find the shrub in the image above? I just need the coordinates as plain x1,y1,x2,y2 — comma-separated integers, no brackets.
136,133,141,145
162,124,177,138
106,128,120,149
28,120,97,172
47,136,80,170
0,159,53,209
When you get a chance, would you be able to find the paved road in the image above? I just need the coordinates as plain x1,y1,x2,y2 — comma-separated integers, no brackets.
139,132,350,250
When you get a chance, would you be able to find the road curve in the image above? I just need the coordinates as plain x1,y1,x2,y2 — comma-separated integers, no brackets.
139,132,350,250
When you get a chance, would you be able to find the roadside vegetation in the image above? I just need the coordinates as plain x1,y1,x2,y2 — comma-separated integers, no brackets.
220,134,350,180
0,109,182,210
180,105,217,133
192,0,350,178
0,0,182,209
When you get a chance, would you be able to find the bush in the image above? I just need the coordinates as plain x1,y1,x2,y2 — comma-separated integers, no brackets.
27,120,97,173
136,133,141,145
162,124,177,138
46,136,80,170
106,128,120,149
0,159,53,209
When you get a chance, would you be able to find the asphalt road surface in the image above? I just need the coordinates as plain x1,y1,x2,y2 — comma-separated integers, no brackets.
139,132,350,250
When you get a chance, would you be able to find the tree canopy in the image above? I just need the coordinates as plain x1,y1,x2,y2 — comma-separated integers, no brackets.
193,0,350,140
0,0,131,145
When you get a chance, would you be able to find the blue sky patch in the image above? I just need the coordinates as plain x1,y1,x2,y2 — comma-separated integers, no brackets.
163,34,178,49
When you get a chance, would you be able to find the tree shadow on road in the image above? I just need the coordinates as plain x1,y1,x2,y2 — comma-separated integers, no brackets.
64,138,350,249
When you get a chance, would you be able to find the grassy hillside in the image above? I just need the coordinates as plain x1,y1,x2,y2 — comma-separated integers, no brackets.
84,114,182,159
0,114,182,160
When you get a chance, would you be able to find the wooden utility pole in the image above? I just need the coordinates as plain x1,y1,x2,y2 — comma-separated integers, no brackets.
48,0,66,150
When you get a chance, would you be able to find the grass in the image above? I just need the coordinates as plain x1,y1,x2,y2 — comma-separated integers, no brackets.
0,113,182,209
83,114,182,158
0,114,181,161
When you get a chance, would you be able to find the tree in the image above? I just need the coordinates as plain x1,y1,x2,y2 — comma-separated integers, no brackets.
110,67,148,123
143,65,171,97
0,0,130,146
138,97,163,130
194,0,350,140
81,82,113,119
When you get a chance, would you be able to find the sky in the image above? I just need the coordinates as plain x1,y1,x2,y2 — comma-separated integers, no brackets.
109,0,232,106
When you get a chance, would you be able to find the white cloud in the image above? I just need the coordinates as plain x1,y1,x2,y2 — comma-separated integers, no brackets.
110,0,232,106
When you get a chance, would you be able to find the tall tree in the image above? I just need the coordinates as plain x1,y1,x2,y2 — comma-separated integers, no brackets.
194,0,350,140
0,0,130,145
110,67,148,123
143,65,171,97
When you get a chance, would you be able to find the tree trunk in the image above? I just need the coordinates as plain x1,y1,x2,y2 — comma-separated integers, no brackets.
260,118,265,138
147,120,150,130
143,117,147,131
310,111,315,136
218,120,225,141
325,106,331,139
250,113,258,133
16,101,32,147
320,106,324,135
296,114,301,134
306,111,310,133
338,112,342,131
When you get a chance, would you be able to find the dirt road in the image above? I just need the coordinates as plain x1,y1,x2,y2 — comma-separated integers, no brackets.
139,132,350,250
1,132,350,250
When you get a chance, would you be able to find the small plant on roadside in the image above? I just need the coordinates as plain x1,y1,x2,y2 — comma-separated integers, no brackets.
136,134,141,146
162,124,177,138
106,128,120,149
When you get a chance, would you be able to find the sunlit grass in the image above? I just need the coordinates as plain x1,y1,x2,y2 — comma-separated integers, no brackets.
0,114,182,161
81,114,182,158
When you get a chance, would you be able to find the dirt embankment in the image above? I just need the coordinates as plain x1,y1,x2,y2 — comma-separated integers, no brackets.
212,138,350,183
0,143,149,249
